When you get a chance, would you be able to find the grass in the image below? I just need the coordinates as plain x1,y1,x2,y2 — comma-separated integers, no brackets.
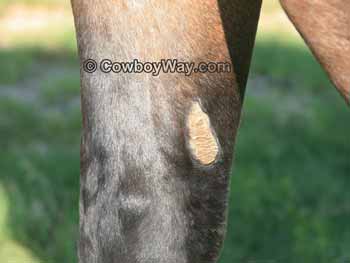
41,73,80,105
0,97,81,262
219,77,350,263
0,47,77,85
0,1,349,263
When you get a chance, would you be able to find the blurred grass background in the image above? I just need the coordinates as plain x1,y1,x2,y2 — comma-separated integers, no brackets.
0,1,349,262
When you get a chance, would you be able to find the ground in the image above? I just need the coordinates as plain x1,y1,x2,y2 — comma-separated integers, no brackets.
0,1,349,262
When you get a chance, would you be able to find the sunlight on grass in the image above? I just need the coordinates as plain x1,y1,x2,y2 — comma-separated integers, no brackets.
0,4,77,85
0,0,69,13
0,240,41,263
262,1,282,14
258,0,302,41
0,5,76,50
0,185,41,262
0,185,9,240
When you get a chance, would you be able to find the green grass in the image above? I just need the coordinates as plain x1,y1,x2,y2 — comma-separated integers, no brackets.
219,81,350,263
0,97,80,262
0,1,349,263
41,73,80,105
0,46,77,85
252,35,332,92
